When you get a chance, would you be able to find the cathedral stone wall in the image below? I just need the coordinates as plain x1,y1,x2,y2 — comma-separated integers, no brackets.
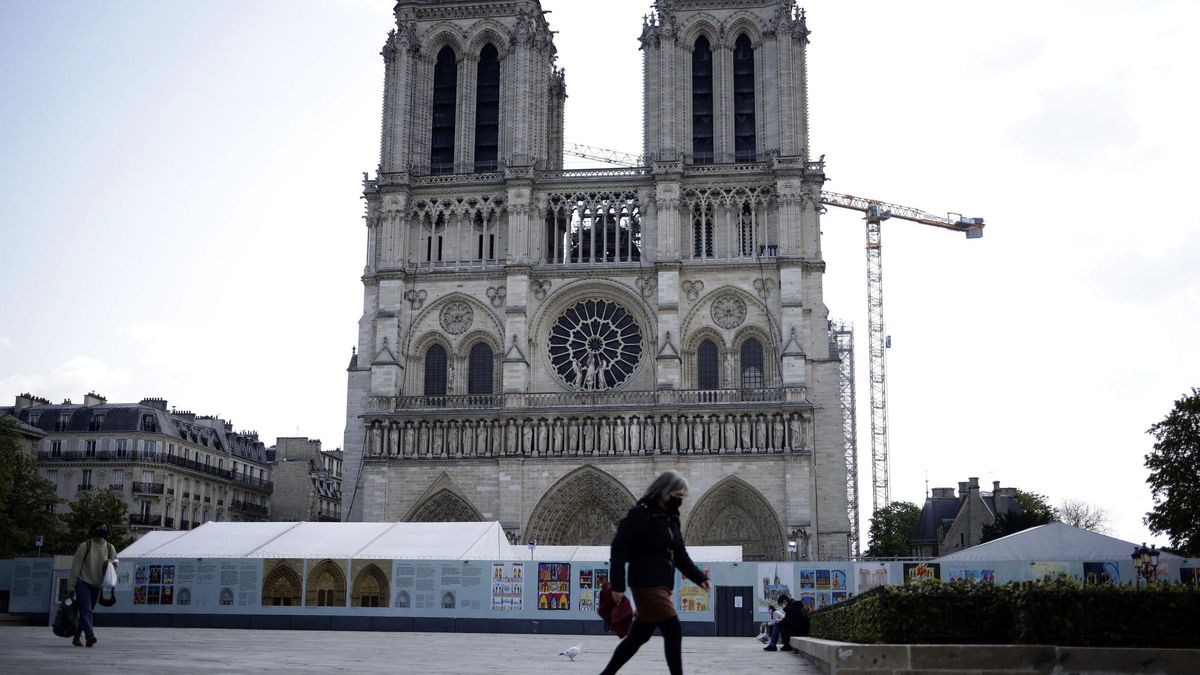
343,0,852,560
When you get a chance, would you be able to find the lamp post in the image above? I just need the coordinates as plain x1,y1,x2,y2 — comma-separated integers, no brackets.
1131,542,1160,588
528,539,537,561
787,540,797,561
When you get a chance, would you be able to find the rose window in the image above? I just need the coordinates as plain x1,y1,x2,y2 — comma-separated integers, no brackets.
548,299,642,390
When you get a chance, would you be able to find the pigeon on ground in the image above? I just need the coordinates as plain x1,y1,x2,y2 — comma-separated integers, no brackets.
560,644,582,662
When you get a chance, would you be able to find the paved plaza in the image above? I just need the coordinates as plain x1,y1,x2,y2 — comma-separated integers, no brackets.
0,627,817,674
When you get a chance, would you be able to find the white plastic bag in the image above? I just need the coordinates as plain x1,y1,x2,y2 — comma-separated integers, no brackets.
102,561,118,591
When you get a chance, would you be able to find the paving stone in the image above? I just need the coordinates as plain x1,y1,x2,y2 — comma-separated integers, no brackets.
0,627,821,674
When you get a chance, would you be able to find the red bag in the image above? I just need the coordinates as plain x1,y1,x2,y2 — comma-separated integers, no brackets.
596,581,633,638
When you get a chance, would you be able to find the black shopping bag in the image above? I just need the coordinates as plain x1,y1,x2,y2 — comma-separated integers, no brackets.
52,598,78,638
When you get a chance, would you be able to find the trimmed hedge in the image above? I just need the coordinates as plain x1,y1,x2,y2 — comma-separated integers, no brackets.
809,580,1200,648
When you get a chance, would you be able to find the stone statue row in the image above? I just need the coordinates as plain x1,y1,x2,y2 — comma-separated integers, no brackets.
364,411,810,459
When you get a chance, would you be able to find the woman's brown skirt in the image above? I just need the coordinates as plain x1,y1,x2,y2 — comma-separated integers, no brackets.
631,587,676,622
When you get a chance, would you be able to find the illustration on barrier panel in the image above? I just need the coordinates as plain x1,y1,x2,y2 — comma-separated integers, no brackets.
261,559,304,606
538,562,570,610
351,560,392,607
492,563,524,610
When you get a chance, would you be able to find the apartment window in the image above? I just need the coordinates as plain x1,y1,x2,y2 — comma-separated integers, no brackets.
88,413,105,431
28,412,41,425
142,470,153,483
50,439,63,457
116,439,130,457
46,469,58,487
113,471,125,488
141,414,158,432
168,443,175,457
81,469,92,490
145,440,158,456
56,413,71,432
140,500,152,518
84,439,97,457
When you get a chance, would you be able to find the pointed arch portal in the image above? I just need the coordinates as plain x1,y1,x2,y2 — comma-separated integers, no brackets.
524,466,636,545
406,488,485,523
685,476,786,560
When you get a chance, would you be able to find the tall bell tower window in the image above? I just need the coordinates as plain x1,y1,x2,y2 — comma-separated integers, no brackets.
431,46,458,175
424,344,448,396
697,340,719,390
733,34,756,162
468,343,494,395
691,36,714,164
740,338,764,389
474,44,500,172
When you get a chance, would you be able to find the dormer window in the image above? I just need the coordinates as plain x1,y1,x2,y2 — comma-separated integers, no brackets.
89,413,105,431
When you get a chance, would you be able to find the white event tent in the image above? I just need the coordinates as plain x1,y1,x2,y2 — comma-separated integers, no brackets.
936,523,1187,563
118,521,742,562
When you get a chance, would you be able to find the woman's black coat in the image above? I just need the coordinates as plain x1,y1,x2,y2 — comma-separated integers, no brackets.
609,499,708,593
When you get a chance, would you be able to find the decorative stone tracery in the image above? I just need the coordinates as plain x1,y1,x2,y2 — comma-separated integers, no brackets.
547,299,643,391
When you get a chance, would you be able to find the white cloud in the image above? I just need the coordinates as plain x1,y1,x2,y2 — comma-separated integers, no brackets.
0,355,131,403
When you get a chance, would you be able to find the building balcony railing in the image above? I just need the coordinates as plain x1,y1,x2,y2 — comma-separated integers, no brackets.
180,520,191,530
108,484,124,492
182,491,190,499
317,514,340,522
129,513,161,527
36,448,239,481
77,483,93,492
132,482,165,495
231,500,270,516
203,496,211,503
232,474,273,492
166,487,175,496
164,517,174,528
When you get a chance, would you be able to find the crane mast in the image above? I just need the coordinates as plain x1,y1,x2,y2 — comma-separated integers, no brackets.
820,192,984,517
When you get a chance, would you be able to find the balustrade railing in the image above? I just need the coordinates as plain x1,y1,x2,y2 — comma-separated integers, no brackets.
233,474,273,492
377,387,794,413
36,449,237,481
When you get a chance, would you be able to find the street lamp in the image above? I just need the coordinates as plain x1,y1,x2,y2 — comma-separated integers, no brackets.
1131,542,1160,588
787,540,797,561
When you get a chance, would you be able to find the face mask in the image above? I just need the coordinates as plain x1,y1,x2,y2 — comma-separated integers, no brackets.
666,496,683,511
94,529,108,539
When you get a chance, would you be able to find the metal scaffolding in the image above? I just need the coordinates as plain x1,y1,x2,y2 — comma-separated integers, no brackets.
830,321,859,557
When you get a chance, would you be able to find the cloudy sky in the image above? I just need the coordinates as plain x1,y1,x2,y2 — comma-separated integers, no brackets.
2,0,1196,548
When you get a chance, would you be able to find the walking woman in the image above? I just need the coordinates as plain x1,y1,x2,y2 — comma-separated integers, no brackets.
67,521,118,647
600,471,710,675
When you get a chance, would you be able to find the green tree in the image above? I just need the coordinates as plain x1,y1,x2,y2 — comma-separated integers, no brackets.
0,415,63,557
865,501,921,557
1144,387,1200,556
58,488,132,553
981,490,1058,543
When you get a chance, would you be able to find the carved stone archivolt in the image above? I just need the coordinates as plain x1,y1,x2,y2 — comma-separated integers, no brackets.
439,301,474,334
524,466,636,546
406,488,484,523
684,476,788,561
711,294,747,329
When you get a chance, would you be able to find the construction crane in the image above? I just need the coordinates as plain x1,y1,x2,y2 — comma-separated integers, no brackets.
820,193,984,518
562,145,986,523
564,143,644,168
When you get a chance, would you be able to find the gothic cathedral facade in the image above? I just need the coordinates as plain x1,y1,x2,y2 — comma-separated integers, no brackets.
342,0,850,560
